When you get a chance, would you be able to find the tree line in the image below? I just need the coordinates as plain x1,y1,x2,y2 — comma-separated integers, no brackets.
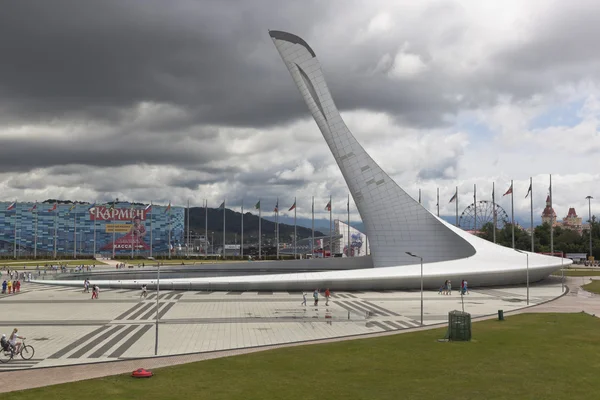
478,216,599,259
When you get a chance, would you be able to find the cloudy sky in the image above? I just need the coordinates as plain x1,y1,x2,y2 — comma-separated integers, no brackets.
0,0,598,226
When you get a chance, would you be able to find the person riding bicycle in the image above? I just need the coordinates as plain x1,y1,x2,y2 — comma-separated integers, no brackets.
0,334,11,352
8,328,25,354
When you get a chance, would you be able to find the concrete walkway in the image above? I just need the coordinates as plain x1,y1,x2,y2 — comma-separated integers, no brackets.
0,277,596,394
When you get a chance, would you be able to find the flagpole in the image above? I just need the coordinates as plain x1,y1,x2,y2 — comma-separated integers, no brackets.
241,199,244,258
53,203,58,259
93,203,97,258
276,197,279,260
131,204,135,259
73,206,77,259
204,200,207,258
329,195,332,257
223,199,226,259
34,203,38,259
168,203,172,260
311,196,314,258
550,174,554,255
529,177,534,252
13,200,17,259
347,194,350,257
455,187,459,227
112,201,116,259
511,179,515,249
150,201,153,258
492,182,497,244
258,199,262,260
418,188,421,204
187,199,190,258
293,197,297,260
436,188,440,217
474,184,477,230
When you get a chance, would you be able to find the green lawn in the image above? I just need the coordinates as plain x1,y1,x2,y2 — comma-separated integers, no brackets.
582,280,600,294
8,313,600,400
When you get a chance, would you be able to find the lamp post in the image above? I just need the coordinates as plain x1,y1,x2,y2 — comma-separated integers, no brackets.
406,252,423,326
147,256,160,356
586,196,593,262
561,251,564,293
515,249,529,305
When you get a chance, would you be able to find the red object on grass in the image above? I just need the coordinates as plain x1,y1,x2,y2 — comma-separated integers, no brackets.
131,368,153,378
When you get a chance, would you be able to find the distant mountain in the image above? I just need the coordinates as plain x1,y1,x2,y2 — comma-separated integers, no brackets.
188,207,325,244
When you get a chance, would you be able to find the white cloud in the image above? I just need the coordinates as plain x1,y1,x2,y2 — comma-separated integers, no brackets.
390,51,427,79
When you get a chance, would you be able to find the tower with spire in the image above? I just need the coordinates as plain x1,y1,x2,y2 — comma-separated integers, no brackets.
541,195,557,226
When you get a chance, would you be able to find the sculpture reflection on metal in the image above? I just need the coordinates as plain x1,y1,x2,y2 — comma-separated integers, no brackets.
38,31,570,291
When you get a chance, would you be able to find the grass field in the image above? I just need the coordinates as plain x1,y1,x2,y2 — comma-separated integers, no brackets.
582,280,600,294
8,313,600,400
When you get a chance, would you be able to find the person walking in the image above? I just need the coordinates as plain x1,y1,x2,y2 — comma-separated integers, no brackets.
83,279,89,293
325,288,331,306
301,292,307,306
15,281,20,293
313,289,319,306
91,285,98,300
447,280,452,295
1,280,6,294
140,284,148,299
463,280,469,295
7,280,12,294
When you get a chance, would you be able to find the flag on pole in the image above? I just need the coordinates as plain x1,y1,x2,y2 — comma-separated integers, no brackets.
449,191,457,203
525,182,532,198
6,202,15,211
29,203,37,212
144,204,152,212
165,202,172,213
48,203,57,212
325,200,331,211
274,200,278,213
255,201,260,210
288,200,296,211
88,202,96,211
503,184,513,196
68,204,76,213
108,202,115,211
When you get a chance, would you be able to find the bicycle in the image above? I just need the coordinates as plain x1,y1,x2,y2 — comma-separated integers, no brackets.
0,340,35,363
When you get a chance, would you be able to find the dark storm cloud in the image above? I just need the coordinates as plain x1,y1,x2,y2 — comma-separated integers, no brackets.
0,0,478,131
0,0,338,128
2,0,600,133
0,128,225,172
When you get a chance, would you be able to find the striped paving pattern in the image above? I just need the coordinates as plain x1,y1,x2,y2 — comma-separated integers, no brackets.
48,324,152,360
0,358,43,370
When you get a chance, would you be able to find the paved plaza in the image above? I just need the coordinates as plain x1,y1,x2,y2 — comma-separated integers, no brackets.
0,278,564,371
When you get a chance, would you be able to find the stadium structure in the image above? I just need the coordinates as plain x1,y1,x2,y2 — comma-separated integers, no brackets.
0,202,184,256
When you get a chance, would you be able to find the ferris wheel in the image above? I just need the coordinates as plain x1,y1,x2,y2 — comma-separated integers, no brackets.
458,200,509,231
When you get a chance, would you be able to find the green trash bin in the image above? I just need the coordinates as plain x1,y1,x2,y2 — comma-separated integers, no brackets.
498,310,504,321
446,310,471,341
